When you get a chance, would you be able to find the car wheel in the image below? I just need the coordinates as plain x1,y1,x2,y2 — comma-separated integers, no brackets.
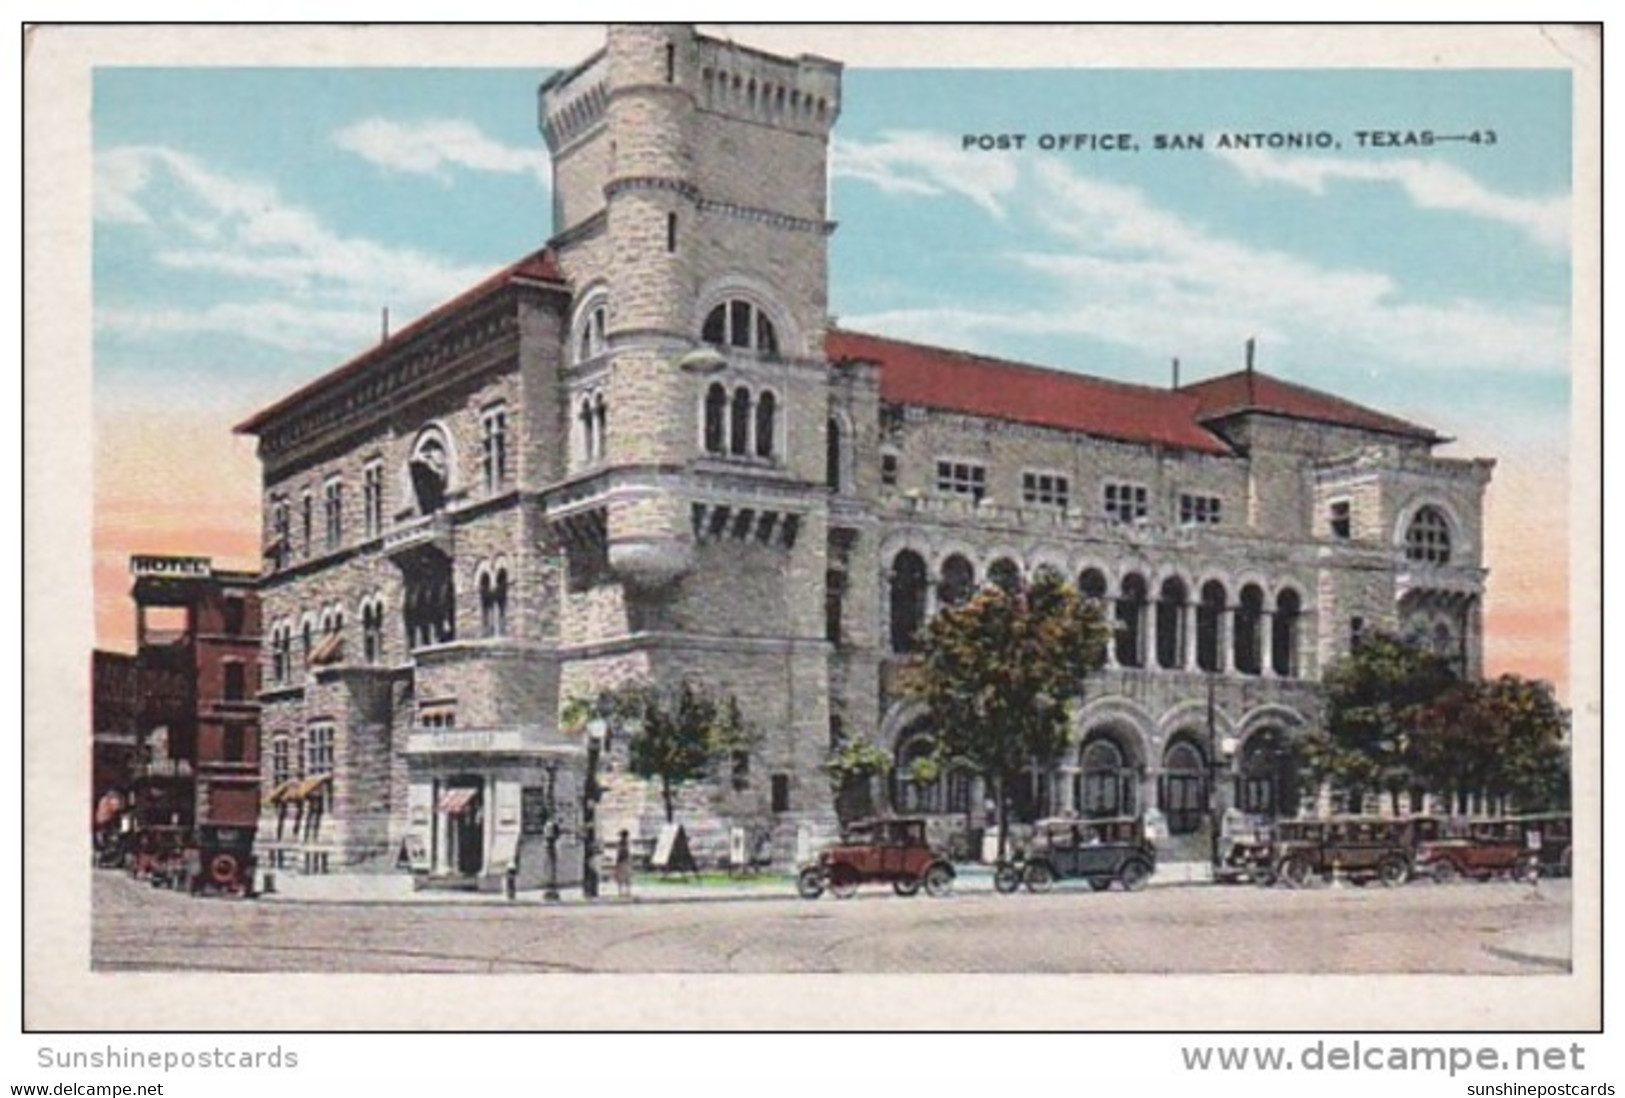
1086,877,1112,892
1023,862,1055,894
923,863,955,898
993,864,1023,895
1278,856,1312,889
893,878,922,897
1431,860,1460,885
829,871,860,899
1118,860,1151,892
795,867,825,900
1250,867,1277,887
1378,857,1410,887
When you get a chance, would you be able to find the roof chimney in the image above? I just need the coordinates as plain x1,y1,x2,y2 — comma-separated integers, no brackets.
1245,337,1256,402
381,307,391,344
1171,357,1181,389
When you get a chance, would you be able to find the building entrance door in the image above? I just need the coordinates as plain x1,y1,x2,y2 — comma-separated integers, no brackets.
439,781,484,878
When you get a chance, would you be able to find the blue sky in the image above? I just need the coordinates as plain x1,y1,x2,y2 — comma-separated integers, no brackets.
94,59,1571,445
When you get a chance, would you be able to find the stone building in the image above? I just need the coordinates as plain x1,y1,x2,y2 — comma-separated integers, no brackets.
236,24,1491,886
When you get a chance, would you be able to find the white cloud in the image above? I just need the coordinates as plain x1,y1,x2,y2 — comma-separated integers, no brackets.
832,131,1017,219
844,159,1567,380
333,118,551,184
1215,148,1570,253
93,145,496,352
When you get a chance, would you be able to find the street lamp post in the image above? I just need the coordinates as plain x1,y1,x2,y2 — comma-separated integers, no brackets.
1206,674,1237,871
542,757,561,902
582,708,608,900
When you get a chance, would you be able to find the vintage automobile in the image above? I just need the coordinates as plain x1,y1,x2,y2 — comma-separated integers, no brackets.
994,816,1158,893
1269,816,1442,888
1418,813,1572,882
796,817,956,899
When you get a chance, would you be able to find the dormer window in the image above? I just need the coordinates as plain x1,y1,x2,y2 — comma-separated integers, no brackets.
702,298,778,357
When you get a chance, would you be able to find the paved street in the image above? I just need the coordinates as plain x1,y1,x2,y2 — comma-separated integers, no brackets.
92,869,1571,975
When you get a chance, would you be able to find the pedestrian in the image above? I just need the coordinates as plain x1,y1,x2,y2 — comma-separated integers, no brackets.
614,829,633,899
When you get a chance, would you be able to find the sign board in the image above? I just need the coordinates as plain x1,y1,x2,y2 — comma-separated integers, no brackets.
651,823,697,874
520,787,551,836
399,834,430,871
729,826,746,867
130,554,213,578
1526,829,1544,851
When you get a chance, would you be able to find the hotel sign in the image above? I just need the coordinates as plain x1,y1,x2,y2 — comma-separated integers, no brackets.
130,555,213,578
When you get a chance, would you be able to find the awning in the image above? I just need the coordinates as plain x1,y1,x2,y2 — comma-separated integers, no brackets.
438,788,478,816
286,773,332,804
263,779,301,807
309,632,345,666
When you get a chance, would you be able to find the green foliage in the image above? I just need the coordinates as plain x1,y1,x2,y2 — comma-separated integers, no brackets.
903,570,1110,779
588,680,756,822
824,737,892,780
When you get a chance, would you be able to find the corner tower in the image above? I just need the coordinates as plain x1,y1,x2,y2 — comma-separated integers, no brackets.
539,26,846,845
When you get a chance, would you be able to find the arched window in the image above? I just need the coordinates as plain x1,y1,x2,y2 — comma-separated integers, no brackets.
1033,563,1065,588
1156,576,1189,670
704,383,727,455
408,429,450,515
825,416,842,490
480,566,509,638
578,397,597,464
1235,584,1265,676
1078,568,1108,603
1238,729,1298,819
1197,581,1226,673
702,298,779,356
889,550,928,654
593,392,608,460
755,391,776,459
1272,589,1302,677
939,555,976,608
576,302,607,363
1406,505,1452,564
1079,737,1128,817
362,601,384,665
1116,574,1148,668
896,733,940,814
1159,739,1207,835
988,558,1023,596
730,387,751,456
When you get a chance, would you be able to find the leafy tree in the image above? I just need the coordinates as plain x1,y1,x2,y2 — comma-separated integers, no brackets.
1413,674,1570,813
824,736,892,822
580,680,755,823
1309,632,1459,813
901,571,1111,860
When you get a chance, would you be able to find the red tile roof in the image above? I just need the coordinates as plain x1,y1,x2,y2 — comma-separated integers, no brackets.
1182,370,1441,442
826,329,1233,454
235,249,566,435
827,328,1441,452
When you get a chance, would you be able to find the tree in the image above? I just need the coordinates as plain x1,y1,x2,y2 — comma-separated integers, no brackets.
901,571,1111,861
1309,632,1459,813
1412,674,1570,813
824,736,892,823
582,680,755,823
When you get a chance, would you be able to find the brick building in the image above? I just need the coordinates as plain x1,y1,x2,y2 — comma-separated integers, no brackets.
236,24,1491,886
92,556,262,835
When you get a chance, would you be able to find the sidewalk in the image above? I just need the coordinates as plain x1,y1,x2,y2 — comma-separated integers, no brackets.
256,860,1216,907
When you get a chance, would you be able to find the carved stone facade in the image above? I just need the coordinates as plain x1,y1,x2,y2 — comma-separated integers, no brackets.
238,25,1491,884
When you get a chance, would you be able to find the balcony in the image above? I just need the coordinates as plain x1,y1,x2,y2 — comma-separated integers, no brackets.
384,513,453,561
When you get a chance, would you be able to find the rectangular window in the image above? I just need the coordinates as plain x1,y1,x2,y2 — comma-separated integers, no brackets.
1329,499,1352,539
1103,482,1148,524
1179,493,1222,526
272,737,291,787
323,478,343,550
301,492,313,555
222,596,246,636
223,661,246,703
363,461,384,539
666,212,678,253
481,406,508,492
271,498,290,570
731,750,751,792
935,459,987,502
771,774,791,814
306,724,334,776
418,705,457,730
1350,615,1366,651
223,723,246,763
1022,471,1070,508
881,452,899,487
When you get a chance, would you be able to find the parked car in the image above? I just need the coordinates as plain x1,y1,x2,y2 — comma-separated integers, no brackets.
995,816,1157,893
1270,816,1439,887
1419,813,1572,882
796,817,955,899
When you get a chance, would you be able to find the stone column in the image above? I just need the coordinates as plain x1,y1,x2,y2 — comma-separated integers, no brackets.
1260,609,1277,678
1104,599,1119,669
1182,601,1197,670
1219,607,1235,674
